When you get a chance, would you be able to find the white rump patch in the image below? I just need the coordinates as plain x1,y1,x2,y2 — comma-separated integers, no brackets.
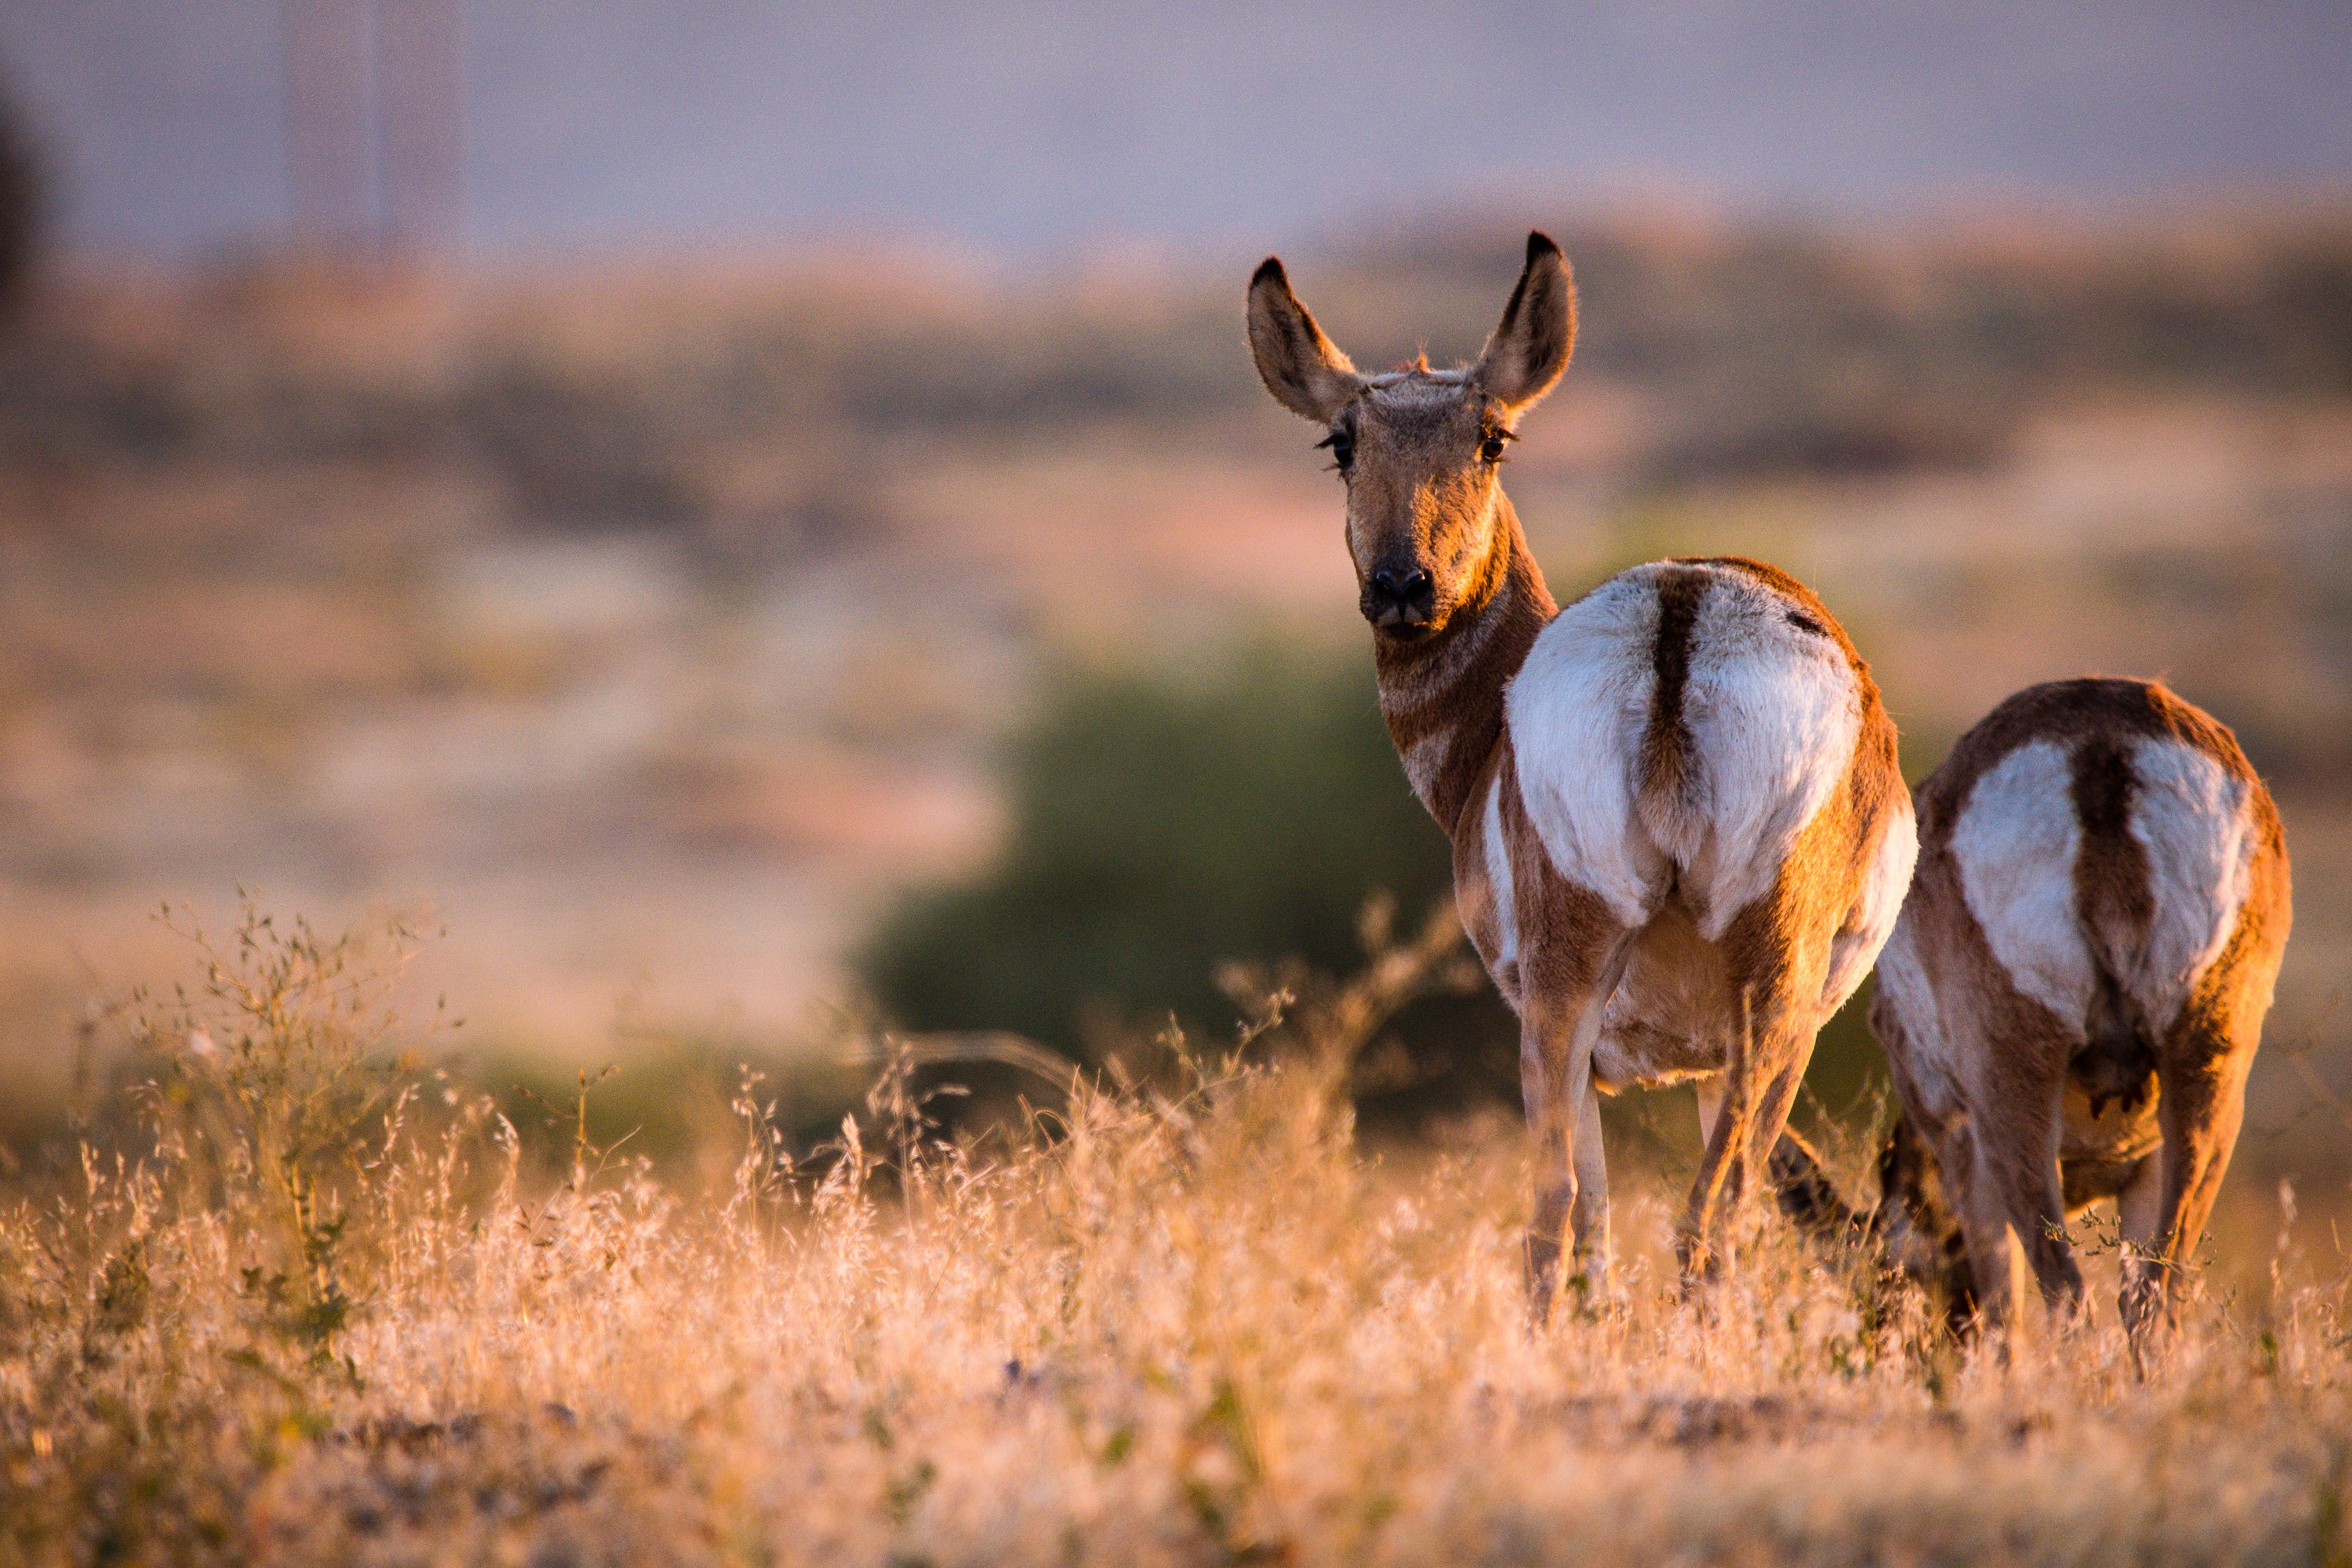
1659,574,1863,939
1506,563,1867,937
1951,740,2094,1031
1483,772,1519,969
1822,799,1918,1015
2120,737,2254,1027
1502,572,1664,927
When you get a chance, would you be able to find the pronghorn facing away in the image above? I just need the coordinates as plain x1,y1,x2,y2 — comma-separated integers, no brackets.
1872,678,2291,1339
1247,234,1916,1313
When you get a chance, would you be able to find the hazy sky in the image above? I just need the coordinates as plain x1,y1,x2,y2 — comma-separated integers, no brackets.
4,0,2349,259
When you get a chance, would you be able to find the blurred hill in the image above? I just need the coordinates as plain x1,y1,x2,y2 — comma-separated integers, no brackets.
0,207,2347,1171
8,212,2352,505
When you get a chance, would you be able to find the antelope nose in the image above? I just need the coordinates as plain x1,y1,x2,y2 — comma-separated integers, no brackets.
1366,567,1435,626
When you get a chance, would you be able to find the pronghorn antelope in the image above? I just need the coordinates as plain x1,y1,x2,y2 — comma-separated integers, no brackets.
1871,678,2291,1339
1246,233,1916,1314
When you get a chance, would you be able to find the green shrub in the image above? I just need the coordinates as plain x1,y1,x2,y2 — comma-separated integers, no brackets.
858,648,1518,1118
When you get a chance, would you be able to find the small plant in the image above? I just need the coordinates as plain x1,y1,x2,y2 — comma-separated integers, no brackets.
122,901,446,1380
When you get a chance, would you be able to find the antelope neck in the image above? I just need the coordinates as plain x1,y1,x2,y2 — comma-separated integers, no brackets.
1372,495,1556,833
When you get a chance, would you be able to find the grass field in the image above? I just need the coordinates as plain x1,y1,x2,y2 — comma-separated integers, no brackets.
5,908,2351,1567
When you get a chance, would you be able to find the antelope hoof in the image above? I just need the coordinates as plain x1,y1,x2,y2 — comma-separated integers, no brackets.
1524,1231,1563,1325
2119,1270,2172,1347
1561,1256,1615,1317
1673,1229,1725,1297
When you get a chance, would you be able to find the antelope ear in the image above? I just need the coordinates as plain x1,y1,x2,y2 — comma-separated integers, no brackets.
1247,256,1365,423
1473,231,1576,413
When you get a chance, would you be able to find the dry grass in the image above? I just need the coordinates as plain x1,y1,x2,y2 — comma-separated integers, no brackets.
5,911,2351,1567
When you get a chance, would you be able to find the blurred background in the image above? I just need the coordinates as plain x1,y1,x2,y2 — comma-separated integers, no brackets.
0,2,2346,1188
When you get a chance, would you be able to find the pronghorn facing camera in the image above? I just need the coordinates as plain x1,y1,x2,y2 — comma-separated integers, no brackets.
1247,234,1916,1314
1871,678,2291,1341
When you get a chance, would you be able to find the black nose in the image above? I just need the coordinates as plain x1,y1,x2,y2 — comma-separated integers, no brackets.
1366,567,1435,626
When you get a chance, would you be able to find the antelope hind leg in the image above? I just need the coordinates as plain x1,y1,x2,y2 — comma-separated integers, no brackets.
1954,1063,2084,1344
2121,1032,2252,1341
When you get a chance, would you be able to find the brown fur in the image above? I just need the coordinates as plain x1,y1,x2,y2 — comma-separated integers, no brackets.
1375,522,1555,832
1250,237,1907,1316
1871,678,2291,1342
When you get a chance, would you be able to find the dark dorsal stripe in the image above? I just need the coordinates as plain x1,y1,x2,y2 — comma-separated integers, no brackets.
1639,566,1711,806
2068,732,2156,946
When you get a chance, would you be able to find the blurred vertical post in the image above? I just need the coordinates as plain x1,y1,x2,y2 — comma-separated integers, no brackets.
377,0,462,256
282,0,377,251
0,68,41,311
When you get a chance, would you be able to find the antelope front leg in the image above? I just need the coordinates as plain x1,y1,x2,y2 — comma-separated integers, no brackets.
2116,1153,2165,1350
1678,996,1776,1283
1686,1073,1745,1282
1680,998,1820,1284
1682,1072,1779,1284
1522,962,1626,1323
1521,1009,1588,1323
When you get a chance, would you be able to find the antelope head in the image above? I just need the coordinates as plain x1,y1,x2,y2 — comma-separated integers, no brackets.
1247,231,1575,640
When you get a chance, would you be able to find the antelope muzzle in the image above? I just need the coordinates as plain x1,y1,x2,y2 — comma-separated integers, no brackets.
1363,565,1436,632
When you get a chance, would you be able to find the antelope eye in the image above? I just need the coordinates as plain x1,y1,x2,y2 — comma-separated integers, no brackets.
1479,433,1508,463
1318,429,1355,472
